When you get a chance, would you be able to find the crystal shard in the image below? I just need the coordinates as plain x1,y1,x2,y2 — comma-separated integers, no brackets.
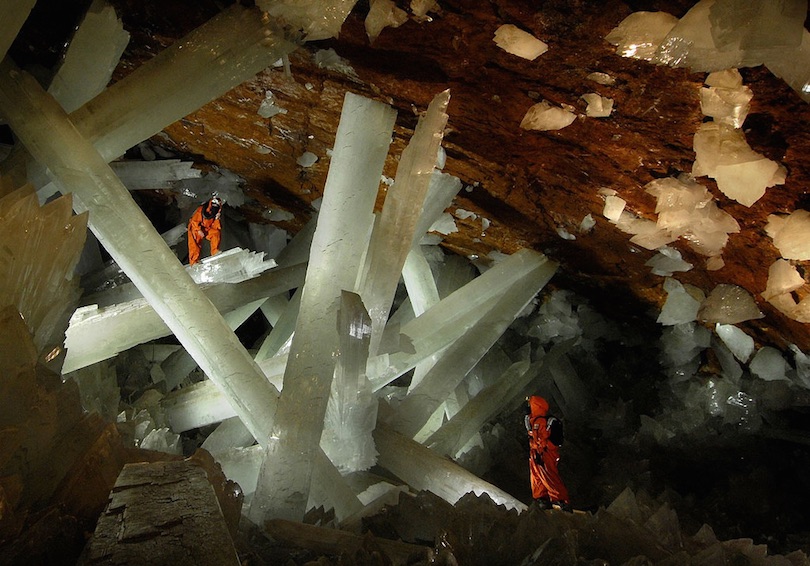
359,90,450,354
321,292,377,473
47,0,130,114
425,360,533,457
698,284,763,324
519,101,576,131
255,0,357,41
374,424,526,511
581,93,614,117
605,11,679,60
365,0,407,43
766,210,810,260
493,24,548,61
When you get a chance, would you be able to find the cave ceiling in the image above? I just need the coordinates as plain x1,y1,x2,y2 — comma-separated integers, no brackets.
12,0,810,353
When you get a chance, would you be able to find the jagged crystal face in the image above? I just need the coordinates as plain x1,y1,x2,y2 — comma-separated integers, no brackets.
520,101,576,131
766,210,810,260
693,122,784,207
493,24,548,60
762,259,810,322
698,284,763,324
605,11,679,60
47,0,130,114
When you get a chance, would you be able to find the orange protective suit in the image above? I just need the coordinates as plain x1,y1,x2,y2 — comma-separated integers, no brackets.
526,395,569,505
187,197,222,265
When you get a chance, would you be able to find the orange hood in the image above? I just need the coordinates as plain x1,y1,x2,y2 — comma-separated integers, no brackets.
529,395,549,417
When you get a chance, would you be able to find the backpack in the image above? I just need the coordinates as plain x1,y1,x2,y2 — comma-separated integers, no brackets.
547,416,564,446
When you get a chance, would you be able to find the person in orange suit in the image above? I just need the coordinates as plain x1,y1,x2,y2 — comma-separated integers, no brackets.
525,395,571,511
187,195,223,265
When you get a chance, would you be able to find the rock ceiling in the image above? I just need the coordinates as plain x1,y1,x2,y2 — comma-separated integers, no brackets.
12,0,810,352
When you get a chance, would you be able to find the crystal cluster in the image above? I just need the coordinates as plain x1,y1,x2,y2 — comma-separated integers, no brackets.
606,0,810,102
606,175,739,267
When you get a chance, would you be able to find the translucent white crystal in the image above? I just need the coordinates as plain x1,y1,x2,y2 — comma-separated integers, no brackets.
579,213,596,233
423,359,534,453
256,0,357,41
519,101,576,131
762,259,805,300
111,159,201,191
163,380,243,433
706,255,725,271
699,70,752,128
657,278,704,326
296,151,318,168
709,0,806,52
313,48,359,78
365,0,408,43
660,322,711,367
251,92,396,523
249,223,289,259
652,0,755,71
47,0,130,114
789,345,810,390
556,226,575,240
765,210,810,260
615,211,676,250
140,426,182,454
698,284,763,324
320,292,378,473
605,11,679,60
645,176,739,257
711,336,742,380
201,417,256,455
603,194,626,222
766,29,810,103
749,347,789,382
359,90,450,355
258,91,287,118
761,259,810,323
188,247,277,284
402,247,441,317
413,172,463,241
586,72,616,86
581,93,614,117
374,424,526,511
493,24,548,61
428,212,457,235
645,246,693,276
371,250,556,390
410,0,438,18
715,323,754,363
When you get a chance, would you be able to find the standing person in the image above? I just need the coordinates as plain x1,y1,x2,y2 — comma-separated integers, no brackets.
525,395,571,511
187,195,223,265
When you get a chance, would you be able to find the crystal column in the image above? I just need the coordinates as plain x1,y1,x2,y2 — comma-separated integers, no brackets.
249,93,396,522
